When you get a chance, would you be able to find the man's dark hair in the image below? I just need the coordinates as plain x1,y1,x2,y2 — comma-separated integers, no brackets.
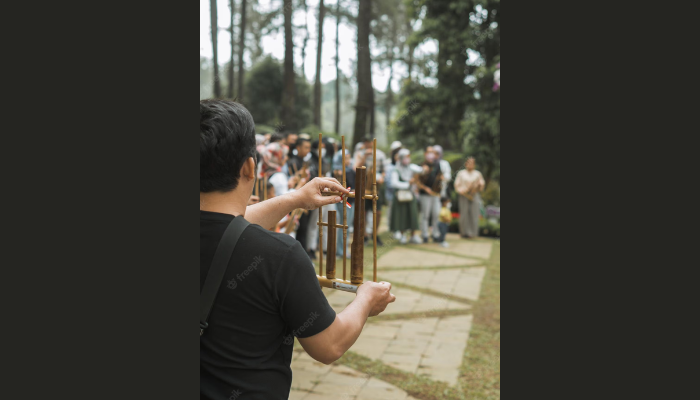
200,99,257,193
270,132,286,143
296,138,310,147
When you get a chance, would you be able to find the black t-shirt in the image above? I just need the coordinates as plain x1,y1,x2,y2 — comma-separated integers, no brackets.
200,211,337,400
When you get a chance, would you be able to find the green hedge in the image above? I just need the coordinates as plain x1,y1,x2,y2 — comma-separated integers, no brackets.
479,218,500,238
448,217,500,238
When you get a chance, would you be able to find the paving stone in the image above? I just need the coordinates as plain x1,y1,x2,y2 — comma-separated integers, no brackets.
290,235,494,397
380,267,487,301
348,315,472,386
289,363,412,400
378,247,481,269
291,369,322,391
324,285,470,316
413,239,492,260
356,378,409,400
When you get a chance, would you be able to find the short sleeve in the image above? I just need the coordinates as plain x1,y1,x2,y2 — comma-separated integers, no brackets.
274,242,337,338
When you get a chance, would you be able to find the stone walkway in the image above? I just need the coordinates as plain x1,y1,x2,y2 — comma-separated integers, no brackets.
289,231,492,399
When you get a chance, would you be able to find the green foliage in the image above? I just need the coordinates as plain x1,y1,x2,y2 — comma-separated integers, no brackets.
479,218,500,238
254,124,277,134
391,81,447,149
243,56,312,130
481,180,500,207
394,0,500,183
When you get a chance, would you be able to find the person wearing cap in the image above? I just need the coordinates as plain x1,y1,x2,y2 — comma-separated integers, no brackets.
389,149,422,244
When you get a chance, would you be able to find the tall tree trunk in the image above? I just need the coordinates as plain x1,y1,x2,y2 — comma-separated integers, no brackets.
406,21,414,82
237,0,247,100
352,0,372,150
334,0,341,134
228,0,235,98
385,19,396,129
301,0,308,76
313,0,325,128
385,62,394,129
210,0,221,98
281,0,296,130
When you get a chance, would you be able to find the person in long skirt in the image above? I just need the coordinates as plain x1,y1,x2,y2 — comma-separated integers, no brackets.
389,149,423,244
454,157,485,238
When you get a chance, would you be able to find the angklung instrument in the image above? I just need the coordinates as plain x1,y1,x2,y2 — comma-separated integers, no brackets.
315,133,379,293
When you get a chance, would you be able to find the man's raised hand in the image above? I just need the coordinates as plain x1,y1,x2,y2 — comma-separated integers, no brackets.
292,177,350,210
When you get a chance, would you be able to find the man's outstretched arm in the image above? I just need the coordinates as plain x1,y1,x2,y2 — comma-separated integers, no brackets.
298,281,396,365
245,177,349,230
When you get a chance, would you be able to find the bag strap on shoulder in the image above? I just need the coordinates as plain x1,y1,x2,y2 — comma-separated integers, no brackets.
200,216,249,336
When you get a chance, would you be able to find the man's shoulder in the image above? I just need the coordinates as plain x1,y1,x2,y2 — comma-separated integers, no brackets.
245,223,300,249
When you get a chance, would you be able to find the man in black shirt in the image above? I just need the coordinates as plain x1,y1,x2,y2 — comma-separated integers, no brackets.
200,100,397,400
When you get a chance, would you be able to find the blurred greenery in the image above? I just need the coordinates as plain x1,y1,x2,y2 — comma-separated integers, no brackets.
479,218,500,238
243,56,312,130
203,0,500,187
481,181,500,207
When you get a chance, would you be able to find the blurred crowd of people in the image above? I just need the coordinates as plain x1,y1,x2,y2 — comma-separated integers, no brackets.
249,132,486,259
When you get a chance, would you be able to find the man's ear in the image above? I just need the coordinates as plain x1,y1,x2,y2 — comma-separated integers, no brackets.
241,157,256,180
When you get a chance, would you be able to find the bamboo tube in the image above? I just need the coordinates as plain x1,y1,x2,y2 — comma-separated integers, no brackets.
322,191,372,198
373,138,377,283
254,177,259,197
316,275,361,293
318,133,323,276
263,175,268,201
342,136,347,281
326,210,337,279
284,208,302,234
351,167,366,284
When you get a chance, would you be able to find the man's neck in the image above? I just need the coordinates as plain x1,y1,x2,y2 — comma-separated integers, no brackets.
200,191,247,217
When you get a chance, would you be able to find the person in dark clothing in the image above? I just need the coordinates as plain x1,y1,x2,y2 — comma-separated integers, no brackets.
200,100,396,400
287,139,315,252
286,138,312,179
417,147,443,243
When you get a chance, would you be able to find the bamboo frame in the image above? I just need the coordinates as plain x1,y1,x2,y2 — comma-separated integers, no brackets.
372,138,377,283
326,210,337,279
318,133,324,277
263,175,268,201
314,134,379,293
351,166,366,284
342,136,347,281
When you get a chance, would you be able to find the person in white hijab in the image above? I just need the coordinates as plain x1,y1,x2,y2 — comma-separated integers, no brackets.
432,145,452,199
389,149,422,244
